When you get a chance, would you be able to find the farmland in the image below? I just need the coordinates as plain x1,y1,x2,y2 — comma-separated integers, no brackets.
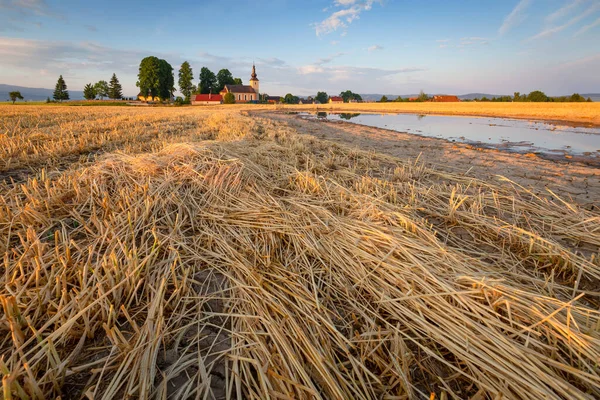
1,105,600,399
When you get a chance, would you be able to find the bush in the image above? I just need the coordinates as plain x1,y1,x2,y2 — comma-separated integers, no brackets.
223,93,235,104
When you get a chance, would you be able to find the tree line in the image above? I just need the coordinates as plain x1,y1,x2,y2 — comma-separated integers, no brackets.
377,90,593,103
137,57,244,103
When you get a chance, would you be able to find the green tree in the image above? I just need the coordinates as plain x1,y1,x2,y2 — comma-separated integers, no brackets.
53,75,69,102
283,93,299,104
178,61,194,101
137,56,162,100
108,73,123,100
340,90,362,103
9,91,23,104
94,80,109,100
83,83,96,100
315,91,328,104
417,90,428,102
199,67,217,94
527,90,548,102
587,97,593,102
223,92,235,104
233,77,243,85
216,69,235,93
513,92,521,102
380,95,388,102
158,59,174,100
570,93,585,102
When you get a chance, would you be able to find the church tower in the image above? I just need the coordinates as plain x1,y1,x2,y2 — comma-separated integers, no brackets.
249,64,259,99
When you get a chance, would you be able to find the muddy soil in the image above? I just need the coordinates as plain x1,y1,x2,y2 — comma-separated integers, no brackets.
261,112,600,210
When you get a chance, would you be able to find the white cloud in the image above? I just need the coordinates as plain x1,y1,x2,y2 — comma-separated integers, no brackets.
546,0,586,24
367,45,383,52
436,39,451,43
498,0,532,35
573,16,600,36
313,0,379,36
331,40,339,45
528,2,600,40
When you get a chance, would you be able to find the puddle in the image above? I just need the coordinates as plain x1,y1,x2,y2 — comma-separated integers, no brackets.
300,112,600,159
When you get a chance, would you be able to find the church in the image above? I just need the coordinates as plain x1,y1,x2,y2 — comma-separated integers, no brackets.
220,64,260,102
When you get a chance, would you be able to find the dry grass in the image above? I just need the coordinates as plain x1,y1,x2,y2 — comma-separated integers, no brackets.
283,102,600,126
1,105,599,399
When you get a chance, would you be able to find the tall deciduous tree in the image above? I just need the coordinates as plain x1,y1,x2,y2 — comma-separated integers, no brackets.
178,61,194,101
94,80,109,100
199,67,217,94
315,91,328,104
9,91,24,104
233,77,242,85
108,73,123,99
83,83,96,100
53,75,69,102
216,69,235,93
137,56,161,100
158,59,174,100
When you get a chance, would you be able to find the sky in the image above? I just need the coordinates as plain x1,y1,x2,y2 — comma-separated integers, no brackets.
0,0,599,97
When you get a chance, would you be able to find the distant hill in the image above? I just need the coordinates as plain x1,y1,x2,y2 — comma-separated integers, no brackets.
582,93,600,102
0,84,84,102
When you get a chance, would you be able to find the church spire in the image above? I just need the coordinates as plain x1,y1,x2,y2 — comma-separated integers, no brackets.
250,63,258,81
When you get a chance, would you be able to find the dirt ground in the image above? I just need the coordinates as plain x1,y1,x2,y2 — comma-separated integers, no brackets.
261,112,600,210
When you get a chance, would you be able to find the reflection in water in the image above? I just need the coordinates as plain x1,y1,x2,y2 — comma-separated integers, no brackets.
300,112,600,157
417,114,427,121
339,113,361,120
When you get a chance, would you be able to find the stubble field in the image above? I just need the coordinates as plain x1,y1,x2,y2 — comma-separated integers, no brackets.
1,105,599,399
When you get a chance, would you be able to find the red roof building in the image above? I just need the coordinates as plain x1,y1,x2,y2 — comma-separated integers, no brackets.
191,94,223,105
432,95,459,102
329,96,344,103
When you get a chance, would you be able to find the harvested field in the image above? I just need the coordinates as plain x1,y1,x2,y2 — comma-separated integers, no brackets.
283,102,600,127
1,105,599,399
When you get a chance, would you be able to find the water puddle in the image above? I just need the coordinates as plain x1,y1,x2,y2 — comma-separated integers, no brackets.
299,112,600,160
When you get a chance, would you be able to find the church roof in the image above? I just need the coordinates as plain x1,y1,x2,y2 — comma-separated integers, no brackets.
222,85,256,94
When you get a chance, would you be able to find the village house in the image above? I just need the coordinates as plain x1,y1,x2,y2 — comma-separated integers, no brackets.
266,96,281,104
329,96,343,103
432,95,459,102
220,64,260,102
191,93,222,105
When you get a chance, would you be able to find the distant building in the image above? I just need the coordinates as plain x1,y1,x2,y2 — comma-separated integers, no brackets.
329,96,343,103
432,95,459,102
191,93,222,105
266,96,281,104
408,97,418,101
299,99,314,104
220,64,260,102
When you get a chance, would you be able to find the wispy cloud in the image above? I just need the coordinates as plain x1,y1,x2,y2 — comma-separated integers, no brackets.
556,52,600,70
528,2,600,40
313,0,379,36
574,16,600,36
330,40,339,45
498,0,532,35
367,45,383,52
436,39,451,43
84,25,97,32
546,0,585,24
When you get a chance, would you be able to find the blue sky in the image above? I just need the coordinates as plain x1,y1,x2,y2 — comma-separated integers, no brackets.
0,0,599,96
